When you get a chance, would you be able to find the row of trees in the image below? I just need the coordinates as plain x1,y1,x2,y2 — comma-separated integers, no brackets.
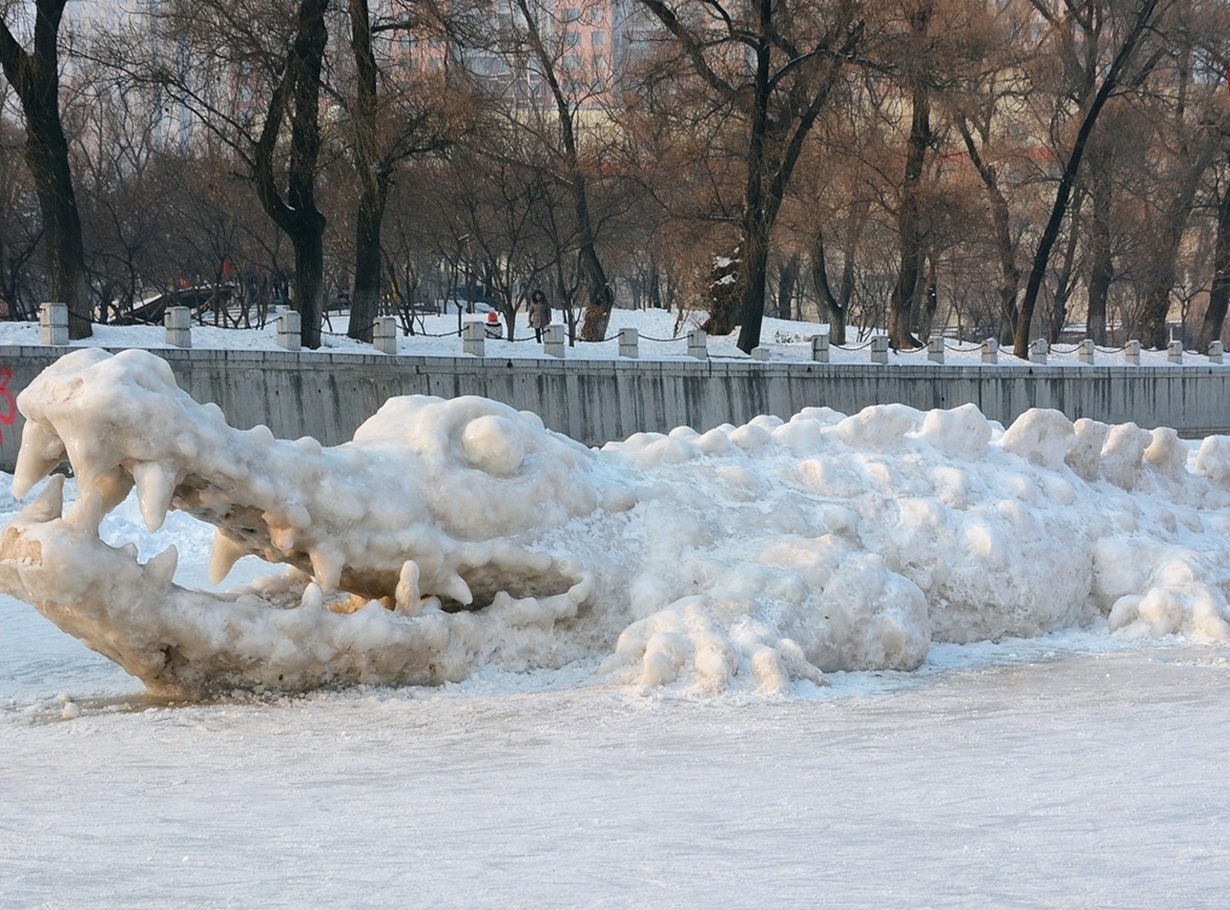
2,0,1229,355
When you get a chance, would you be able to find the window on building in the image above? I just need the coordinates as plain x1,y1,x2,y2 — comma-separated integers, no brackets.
563,53,582,69
562,7,581,21
591,30,606,46
587,5,604,24
565,29,581,46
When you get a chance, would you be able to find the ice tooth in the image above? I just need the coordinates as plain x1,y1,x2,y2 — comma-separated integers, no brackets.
308,546,343,592
61,436,103,494
132,461,176,532
394,560,422,615
94,467,135,516
144,546,179,589
65,489,107,535
300,582,324,610
208,530,249,585
266,519,296,552
22,474,65,522
11,423,66,499
439,572,473,606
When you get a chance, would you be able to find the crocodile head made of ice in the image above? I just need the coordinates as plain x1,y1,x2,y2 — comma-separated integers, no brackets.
5,348,1230,698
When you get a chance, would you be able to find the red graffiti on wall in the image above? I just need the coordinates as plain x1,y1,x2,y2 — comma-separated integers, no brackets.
0,368,16,444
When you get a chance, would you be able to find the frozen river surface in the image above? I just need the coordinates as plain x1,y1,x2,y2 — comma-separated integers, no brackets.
3,584,1229,909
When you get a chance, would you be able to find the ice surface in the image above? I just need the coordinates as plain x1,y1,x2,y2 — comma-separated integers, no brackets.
5,348,1230,697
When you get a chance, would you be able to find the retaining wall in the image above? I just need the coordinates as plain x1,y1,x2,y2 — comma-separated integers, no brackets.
1,345,1229,471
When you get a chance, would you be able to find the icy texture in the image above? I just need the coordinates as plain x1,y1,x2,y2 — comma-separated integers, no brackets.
4,349,1230,696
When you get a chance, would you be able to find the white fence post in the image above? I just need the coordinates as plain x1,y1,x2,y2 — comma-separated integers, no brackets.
277,310,301,352
1210,340,1225,365
871,335,888,364
927,337,944,364
811,333,830,363
1168,340,1183,364
462,321,485,357
164,306,192,348
981,338,998,364
1125,340,1141,366
618,327,639,359
1079,339,1095,365
543,324,565,358
687,329,708,360
40,302,68,346
1030,338,1048,365
373,316,398,355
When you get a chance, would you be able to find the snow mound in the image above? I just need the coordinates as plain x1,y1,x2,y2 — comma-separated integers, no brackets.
3,349,1230,697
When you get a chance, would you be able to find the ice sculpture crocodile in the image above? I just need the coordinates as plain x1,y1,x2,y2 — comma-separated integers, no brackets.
5,348,1230,698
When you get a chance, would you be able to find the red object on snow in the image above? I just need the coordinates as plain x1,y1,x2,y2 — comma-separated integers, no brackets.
486,311,500,324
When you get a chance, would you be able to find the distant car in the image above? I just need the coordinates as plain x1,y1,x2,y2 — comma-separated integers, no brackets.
437,284,501,313
437,299,496,315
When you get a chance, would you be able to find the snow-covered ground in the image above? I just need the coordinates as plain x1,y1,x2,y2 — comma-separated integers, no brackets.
4,313,1230,907
6,572,1230,907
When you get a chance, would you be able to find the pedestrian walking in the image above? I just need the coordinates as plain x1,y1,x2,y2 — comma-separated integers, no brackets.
529,289,551,342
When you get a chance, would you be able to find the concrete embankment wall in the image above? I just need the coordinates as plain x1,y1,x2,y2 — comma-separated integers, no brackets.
1,345,1229,471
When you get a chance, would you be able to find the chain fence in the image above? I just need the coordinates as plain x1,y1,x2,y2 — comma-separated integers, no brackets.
24,306,1230,366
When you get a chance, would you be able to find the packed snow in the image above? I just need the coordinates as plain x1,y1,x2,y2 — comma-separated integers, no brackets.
5,347,1230,700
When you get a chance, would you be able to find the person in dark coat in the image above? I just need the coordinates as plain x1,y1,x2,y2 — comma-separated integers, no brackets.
529,289,551,341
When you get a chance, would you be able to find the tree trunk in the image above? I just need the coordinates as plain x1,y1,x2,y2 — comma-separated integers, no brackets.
350,188,386,341
991,202,1020,348
812,206,865,346
811,234,846,345
1197,154,1230,350
576,187,613,341
347,0,384,344
955,118,1019,346
889,82,930,348
1086,153,1113,345
0,0,91,338
735,219,772,352
1048,215,1080,344
888,0,932,351
917,260,938,342
252,0,329,349
775,254,799,320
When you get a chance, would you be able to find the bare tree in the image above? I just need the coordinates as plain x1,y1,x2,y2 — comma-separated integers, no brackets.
0,0,90,336
633,0,861,353
340,0,454,342
248,0,330,348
